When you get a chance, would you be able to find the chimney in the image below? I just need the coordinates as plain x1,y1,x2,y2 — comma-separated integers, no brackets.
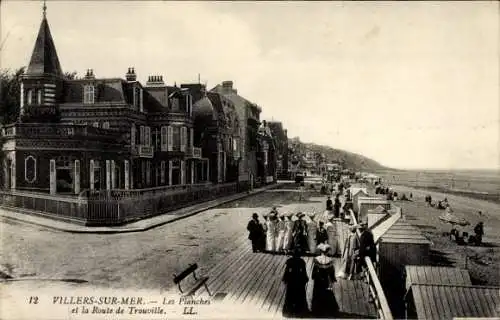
126,67,137,82
146,75,165,87
84,69,95,79
222,80,234,94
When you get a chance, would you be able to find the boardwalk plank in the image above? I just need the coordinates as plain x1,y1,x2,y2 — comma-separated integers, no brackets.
198,242,251,295
248,254,286,308
238,253,282,305
223,252,269,302
226,252,272,303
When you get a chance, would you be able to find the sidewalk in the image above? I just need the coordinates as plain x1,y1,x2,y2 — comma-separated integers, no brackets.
0,183,281,234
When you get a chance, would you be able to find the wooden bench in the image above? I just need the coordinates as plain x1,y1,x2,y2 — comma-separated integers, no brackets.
173,263,211,297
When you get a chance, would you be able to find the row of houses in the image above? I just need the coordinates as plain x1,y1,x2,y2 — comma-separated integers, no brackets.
0,12,290,198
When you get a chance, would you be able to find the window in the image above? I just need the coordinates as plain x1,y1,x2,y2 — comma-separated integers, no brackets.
27,89,33,105
180,127,187,152
160,161,165,184
84,85,95,104
145,126,151,146
25,155,37,183
93,122,99,128
140,126,145,145
173,126,180,150
102,122,110,129
131,125,136,146
167,126,173,151
37,89,43,104
161,126,167,149
171,98,179,112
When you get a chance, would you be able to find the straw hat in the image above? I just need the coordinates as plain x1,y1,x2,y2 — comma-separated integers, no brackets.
317,243,330,252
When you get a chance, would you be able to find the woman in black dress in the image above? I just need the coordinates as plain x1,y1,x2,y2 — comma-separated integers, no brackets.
282,248,309,318
311,243,339,318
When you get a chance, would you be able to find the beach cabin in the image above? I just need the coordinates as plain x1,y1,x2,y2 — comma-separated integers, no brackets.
367,205,392,228
404,284,500,319
351,188,369,212
377,219,432,284
372,214,432,317
357,197,391,223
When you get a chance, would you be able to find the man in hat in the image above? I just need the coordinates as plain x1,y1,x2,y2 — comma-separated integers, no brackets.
247,213,265,253
326,196,333,211
316,221,328,245
358,221,376,264
292,212,309,253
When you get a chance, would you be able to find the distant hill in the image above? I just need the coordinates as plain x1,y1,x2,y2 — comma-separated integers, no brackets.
289,138,388,171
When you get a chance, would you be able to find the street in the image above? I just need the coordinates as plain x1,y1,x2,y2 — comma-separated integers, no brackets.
0,183,326,291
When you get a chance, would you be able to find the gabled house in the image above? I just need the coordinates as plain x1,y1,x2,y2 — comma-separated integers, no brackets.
1,10,208,195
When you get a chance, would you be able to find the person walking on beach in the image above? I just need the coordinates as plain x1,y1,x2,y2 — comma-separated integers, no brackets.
474,222,484,246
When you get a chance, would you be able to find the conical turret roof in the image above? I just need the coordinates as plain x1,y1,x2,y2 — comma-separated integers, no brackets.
26,15,62,77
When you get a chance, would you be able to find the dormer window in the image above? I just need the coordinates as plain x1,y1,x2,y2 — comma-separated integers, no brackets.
84,85,95,104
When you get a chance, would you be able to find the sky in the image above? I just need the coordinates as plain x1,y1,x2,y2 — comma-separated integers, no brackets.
1,1,499,170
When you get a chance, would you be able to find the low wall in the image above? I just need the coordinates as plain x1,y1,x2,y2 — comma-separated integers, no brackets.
0,181,251,226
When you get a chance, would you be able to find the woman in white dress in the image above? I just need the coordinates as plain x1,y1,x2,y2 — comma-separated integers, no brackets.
276,213,287,253
266,212,278,252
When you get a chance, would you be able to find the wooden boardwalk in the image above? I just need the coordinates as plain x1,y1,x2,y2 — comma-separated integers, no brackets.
197,234,376,318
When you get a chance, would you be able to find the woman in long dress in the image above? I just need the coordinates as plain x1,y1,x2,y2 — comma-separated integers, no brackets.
282,248,310,318
292,212,309,253
275,213,286,253
311,243,339,318
283,213,294,253
266,213,277,252
307,212,317,254
324,217,338,256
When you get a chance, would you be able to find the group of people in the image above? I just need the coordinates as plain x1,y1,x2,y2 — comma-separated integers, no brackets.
281,220,377,318
247,206,342,256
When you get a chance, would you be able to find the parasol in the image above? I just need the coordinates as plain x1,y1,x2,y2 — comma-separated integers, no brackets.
439,212,470,227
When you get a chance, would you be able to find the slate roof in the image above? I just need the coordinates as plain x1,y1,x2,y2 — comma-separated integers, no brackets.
26,17,63,76
404,265,472,292
378,218,432,244
408,283,500,319
62,79,126,104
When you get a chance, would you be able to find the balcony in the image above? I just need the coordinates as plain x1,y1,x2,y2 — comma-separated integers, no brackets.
132,145,154,158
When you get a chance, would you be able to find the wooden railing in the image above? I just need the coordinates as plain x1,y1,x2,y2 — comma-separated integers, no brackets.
349,208,393,320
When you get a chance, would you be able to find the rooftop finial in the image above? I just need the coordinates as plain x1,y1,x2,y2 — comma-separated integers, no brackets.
43,0,47,18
